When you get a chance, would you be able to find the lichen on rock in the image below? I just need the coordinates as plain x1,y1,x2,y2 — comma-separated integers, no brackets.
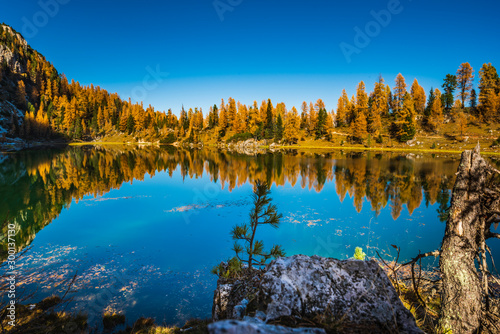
212,254,424,333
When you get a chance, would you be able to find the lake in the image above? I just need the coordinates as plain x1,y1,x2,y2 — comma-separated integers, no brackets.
1,145,499,328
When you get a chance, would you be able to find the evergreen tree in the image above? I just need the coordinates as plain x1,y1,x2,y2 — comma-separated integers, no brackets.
425,87,435,118
470,89,477,110
275,113,283,141
265,98,274,139
210,104,219,128
74,116,83,139
126,114,135,134
315,108,327,138
442,74,457,111
230,180,285,270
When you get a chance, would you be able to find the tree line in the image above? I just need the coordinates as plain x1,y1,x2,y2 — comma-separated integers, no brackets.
169,62,498,145
1,24,499,144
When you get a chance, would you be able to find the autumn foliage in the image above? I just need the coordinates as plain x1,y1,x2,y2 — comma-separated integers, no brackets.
1,24,499,145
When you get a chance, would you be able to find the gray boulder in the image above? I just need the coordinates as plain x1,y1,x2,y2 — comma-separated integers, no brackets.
212,255,424,333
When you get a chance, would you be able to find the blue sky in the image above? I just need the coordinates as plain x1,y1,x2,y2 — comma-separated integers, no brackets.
2,0,499,115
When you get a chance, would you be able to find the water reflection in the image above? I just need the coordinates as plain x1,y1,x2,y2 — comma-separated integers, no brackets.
0,145,465,261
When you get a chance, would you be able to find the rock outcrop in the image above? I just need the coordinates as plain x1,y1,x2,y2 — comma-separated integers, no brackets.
211,255,423,334
0,25,28,74
225,139,269,155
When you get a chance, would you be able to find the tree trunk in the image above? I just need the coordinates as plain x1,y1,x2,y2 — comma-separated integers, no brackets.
439,144,488,333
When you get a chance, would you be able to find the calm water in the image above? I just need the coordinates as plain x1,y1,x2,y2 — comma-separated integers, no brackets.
1,146,499,327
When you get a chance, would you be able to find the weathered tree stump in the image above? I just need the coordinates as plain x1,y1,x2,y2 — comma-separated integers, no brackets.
439,145,487,333
376,145,500,332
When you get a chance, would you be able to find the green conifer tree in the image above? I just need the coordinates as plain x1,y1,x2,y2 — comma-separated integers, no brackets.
275,113,283,141
230,180,285,271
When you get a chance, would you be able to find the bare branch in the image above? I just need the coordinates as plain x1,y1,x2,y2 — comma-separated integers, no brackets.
411,260,427,309
401,250,440,267
486,232,500,240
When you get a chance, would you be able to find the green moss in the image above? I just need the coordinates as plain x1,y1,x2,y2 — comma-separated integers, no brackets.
353,247,366,260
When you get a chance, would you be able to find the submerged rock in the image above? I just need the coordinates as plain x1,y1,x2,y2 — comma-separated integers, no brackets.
212,254,423,334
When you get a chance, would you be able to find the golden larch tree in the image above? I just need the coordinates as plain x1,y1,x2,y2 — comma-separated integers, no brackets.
356,81,368,114
394,93,416,142
456,111,468,136
259,100,268,127
369,76,386,135
300,101,308,129
227,97,237,129
219,99,228,132
308,101,317,135
456,62,474,108
410,78,426,114
428,88,444,132
348,94,357,125
16,80,27,109
336,91,347,127
478,63,500,121
350,108,368,142
393,73,407,116
283,106,300,144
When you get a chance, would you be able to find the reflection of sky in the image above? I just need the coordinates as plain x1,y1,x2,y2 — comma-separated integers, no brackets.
13,166,499,327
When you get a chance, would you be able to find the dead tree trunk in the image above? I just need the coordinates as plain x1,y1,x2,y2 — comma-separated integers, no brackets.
396,144,500,332
439,145,488,333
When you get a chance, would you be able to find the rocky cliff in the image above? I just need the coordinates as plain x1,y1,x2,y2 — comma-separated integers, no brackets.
210,255,423,334
0,24,37,138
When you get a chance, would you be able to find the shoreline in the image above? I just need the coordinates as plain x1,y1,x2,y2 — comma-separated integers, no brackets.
2,139,500,156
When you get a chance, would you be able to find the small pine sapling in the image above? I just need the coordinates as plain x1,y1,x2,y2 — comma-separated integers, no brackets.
231,180,285,271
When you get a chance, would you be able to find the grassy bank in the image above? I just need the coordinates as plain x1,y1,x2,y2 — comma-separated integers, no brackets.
10,118,500,157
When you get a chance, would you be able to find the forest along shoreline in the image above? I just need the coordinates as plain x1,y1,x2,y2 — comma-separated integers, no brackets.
4,135,500,156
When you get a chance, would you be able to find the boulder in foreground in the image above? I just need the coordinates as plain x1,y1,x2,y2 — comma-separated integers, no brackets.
212,254,423,334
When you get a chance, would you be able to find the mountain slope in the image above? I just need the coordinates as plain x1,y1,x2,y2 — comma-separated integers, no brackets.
0,23,169,143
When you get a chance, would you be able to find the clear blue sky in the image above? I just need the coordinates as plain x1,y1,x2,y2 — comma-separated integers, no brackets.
2,0,499,115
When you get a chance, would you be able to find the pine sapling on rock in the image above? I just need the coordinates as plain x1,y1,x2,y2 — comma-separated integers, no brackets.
232,180,285,272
